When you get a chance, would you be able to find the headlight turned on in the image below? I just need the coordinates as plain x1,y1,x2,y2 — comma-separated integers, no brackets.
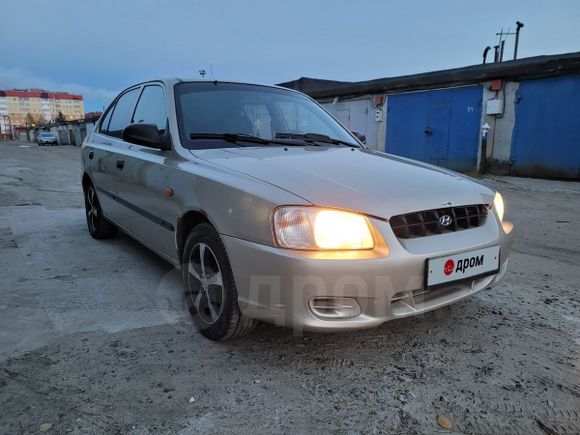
493,192,505,222
273,207,374,250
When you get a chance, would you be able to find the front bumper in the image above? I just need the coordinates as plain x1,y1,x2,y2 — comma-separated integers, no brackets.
222,214,514,331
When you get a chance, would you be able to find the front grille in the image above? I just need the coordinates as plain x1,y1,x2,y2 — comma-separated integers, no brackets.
390,204,489,239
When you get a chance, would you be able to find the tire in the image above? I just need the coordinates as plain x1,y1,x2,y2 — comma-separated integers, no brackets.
83,182,117,239
182,223,257,340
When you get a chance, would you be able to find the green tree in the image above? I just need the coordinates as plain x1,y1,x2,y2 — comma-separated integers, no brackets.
55,111,66,123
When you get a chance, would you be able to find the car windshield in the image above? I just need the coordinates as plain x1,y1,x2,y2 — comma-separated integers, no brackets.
175,82,358,149
41,133,54,137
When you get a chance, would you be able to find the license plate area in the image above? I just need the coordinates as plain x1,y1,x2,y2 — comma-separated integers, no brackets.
425,245,500,289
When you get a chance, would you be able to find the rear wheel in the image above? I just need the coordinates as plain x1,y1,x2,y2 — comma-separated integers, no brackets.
84,182,116,239
182,223,256,340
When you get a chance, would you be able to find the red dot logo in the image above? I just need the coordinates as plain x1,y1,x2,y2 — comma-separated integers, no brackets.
443,259,454,276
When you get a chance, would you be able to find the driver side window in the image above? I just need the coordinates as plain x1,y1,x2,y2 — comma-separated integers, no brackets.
132,86,167,132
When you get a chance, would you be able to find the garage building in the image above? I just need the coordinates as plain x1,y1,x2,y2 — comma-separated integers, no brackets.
279,52,580,180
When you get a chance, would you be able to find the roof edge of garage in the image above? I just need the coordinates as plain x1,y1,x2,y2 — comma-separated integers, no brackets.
278,51,580,99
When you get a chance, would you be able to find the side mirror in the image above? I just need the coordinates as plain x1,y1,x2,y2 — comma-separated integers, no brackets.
123,123,170,150
351,130,366,144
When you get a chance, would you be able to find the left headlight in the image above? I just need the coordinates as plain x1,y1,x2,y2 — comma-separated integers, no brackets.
493,192,505,221
273,206,375,250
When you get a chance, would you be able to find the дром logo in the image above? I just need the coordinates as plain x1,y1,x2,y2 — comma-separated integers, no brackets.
443,259,454,276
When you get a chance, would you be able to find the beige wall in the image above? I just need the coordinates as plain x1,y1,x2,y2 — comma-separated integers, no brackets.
0,95,84,127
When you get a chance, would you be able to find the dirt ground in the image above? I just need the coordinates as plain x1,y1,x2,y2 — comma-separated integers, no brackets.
0,141,578,434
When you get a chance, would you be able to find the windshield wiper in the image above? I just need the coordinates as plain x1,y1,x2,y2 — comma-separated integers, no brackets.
189,132,269,145
188,132,316,147
275,132,361,148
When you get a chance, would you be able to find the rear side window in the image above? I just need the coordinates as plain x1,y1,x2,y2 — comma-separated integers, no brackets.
132,86,167,132
107,88,140,138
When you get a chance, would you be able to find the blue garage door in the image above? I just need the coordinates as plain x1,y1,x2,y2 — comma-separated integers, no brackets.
386,86,482,172
511,75,580,179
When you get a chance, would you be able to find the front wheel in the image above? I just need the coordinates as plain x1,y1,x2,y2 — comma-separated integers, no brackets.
182,223,256,340
84,182,116,239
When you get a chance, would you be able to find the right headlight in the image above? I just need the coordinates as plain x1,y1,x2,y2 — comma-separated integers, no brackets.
273,206,375,250
493,192,505,221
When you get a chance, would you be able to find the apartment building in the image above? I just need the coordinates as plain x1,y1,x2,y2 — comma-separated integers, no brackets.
0,89,84,133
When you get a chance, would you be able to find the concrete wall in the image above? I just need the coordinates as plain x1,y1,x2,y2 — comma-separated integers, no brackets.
480,80,519,169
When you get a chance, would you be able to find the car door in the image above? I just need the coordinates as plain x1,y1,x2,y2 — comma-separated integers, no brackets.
113,84,177,261
89,87,142,223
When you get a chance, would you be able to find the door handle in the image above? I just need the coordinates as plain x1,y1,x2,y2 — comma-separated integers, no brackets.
116,159,125,170
88,151,94,159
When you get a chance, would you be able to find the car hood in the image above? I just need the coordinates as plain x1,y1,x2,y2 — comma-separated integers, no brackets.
192,146,494,218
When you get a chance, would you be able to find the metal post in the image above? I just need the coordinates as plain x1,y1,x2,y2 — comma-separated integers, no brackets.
500,40,505,62
514,21,524,60
480,123,491,174
482,46,491,64
480,135,487,174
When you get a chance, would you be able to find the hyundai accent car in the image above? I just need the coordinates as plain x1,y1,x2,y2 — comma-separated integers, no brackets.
81,79,514,340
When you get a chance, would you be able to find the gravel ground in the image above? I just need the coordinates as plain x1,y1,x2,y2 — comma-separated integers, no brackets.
0,141,579,434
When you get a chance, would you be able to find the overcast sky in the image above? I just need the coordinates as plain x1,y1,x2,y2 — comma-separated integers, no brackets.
1,0,579,111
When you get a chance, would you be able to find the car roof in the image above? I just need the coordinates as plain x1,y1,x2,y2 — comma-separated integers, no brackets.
116,78,302,96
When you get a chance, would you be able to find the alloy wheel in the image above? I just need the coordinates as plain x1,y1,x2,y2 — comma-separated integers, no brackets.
187,242,225,325
86,187,98,232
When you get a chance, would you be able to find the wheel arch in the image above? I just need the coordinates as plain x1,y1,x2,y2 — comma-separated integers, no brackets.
176,209,220,263
81,172,92,191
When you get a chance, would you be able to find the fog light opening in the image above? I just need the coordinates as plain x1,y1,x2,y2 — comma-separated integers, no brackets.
501,220,513,234
309,297,361,319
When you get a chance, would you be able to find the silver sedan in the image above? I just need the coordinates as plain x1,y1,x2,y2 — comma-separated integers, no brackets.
81,79,514,340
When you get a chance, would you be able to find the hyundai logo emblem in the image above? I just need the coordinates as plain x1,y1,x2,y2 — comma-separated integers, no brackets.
439,215,453,226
